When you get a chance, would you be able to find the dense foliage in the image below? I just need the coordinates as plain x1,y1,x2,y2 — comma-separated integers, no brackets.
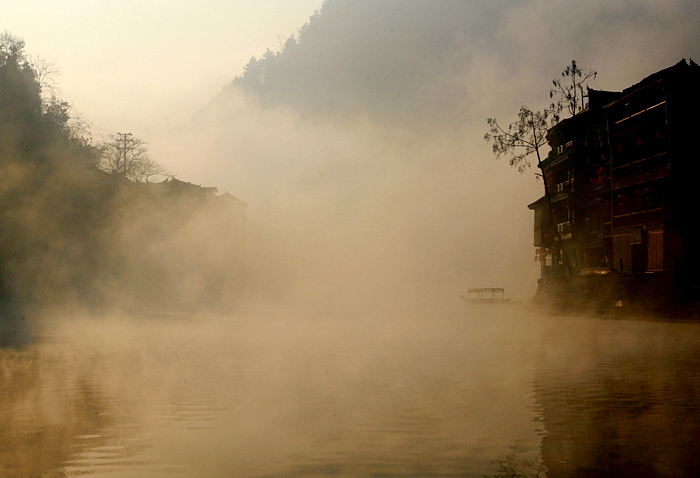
0,33,246,318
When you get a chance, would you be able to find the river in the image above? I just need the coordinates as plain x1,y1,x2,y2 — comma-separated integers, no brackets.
1,305,699,477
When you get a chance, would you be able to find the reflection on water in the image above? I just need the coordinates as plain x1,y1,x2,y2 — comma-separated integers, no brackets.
535,316,700,477
1,307,700,477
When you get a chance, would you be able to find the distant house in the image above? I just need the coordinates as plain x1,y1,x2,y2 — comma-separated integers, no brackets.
217,191,248,223
106,176,250,311
149,178,248,247
149,178,246,219
529,59,700,310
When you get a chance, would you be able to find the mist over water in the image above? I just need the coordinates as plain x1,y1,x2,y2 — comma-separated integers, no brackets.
151,87,541,314
3,307,700,477
4,2,700,477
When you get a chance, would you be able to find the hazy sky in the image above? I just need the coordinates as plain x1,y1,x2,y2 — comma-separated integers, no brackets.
7,1,697,139
5,1,700,305
5,0,324,135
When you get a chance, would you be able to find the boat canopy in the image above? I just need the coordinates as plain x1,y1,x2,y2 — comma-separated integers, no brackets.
467,288,505,301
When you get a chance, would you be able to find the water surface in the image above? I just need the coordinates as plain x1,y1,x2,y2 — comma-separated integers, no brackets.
2,306,699,477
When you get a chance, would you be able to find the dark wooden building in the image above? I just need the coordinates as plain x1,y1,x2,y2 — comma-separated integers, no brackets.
529,59,700,313
606,59,700,280
530,89,621,277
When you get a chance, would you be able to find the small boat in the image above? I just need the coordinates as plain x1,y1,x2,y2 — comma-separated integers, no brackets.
458,288,510,304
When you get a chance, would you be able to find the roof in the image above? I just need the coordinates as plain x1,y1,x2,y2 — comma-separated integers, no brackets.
609,59,700,105
218,191,247,206
528,196,547,210
152,178,219,197
587,88,623,108
623,59,694,94
546,88,621,142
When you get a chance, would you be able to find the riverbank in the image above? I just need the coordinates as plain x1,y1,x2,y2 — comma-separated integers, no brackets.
530,272,700,321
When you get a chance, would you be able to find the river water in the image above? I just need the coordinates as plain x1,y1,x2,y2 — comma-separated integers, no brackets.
2,305,700,477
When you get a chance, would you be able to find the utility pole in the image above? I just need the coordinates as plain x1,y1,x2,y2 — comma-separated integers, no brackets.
116,132,133,176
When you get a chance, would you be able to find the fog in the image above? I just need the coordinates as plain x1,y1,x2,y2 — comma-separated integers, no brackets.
3,2,700,475
5,306,700,476
4,1,699,316
141,0,700,314
150,93,536,314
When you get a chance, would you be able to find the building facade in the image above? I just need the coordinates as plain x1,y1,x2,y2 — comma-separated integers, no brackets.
529,89,620,277
530,59,700,311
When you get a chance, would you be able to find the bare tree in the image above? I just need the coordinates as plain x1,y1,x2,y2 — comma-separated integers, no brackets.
550,59,597,117
485,105,567,269
30,55,61,100
99,133,168,183
484,105,557,173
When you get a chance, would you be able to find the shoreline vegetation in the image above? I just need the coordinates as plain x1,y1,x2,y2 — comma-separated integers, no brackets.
0,33,247,325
